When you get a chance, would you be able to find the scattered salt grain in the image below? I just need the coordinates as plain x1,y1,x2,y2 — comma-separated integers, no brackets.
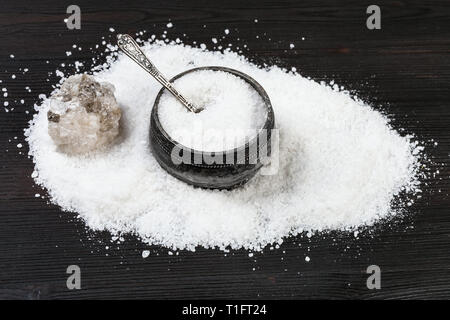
26,39,425,252
142,250,150,258
224,29,230,35
166,22,173,28
17,143,22,148
289,43,295,49
305,256,310,262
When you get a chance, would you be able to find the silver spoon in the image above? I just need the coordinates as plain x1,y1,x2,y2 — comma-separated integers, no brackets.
116,34,202,113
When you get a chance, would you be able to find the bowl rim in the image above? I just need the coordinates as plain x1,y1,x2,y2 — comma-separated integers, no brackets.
151,66,274,159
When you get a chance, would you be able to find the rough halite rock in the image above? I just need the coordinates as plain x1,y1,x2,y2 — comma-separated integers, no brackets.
47,74,121,154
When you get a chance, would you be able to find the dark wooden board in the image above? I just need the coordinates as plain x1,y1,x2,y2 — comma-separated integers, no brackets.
0,0,449,299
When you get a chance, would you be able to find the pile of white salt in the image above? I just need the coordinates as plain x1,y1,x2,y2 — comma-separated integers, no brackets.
25,39,424,251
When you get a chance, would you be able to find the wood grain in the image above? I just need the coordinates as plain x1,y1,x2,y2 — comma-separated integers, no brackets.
0,0,449,299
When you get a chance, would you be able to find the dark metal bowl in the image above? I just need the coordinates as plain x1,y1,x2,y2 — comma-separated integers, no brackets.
149,66,275,189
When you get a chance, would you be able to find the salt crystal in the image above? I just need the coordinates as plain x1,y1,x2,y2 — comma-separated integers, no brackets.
158,69,266,152
47,74,121,154
289,43,295,49
224,29,230,35
142,250,150,258
166,22,173,28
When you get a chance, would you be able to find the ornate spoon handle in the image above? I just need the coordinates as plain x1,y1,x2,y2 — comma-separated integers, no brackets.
117,34,202,113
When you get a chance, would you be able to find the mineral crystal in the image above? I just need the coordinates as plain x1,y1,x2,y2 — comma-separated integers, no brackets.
47,74,121,154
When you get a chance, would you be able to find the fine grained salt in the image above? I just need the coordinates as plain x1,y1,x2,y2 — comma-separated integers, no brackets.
26,39,424,251
158,69,267,151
